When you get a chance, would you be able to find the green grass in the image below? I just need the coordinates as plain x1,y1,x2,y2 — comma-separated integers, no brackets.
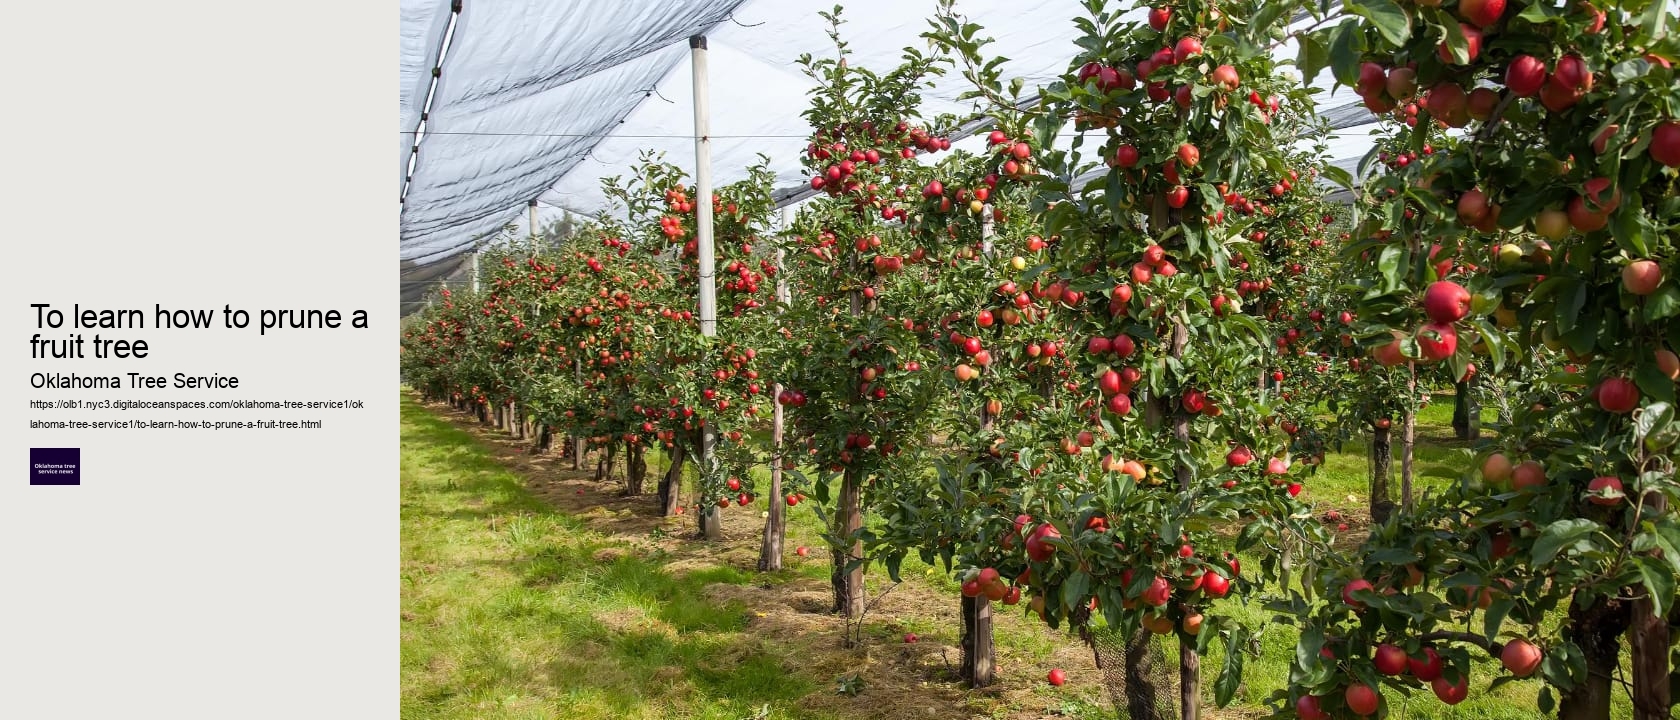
403,392,1576,720
400,398,827,720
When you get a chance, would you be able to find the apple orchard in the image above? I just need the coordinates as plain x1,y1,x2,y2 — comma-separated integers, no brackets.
400,1,1680,718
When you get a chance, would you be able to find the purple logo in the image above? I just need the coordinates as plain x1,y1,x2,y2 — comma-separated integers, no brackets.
30,448,80,485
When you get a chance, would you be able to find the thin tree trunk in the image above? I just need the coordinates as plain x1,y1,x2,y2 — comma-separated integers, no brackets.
759,382,787,572
660,442,686,516
832,466,864,624
1631,493,1672,720
1558,594,1629,720
1401,364,1417,510
697,426,723,540
961,596,994,686
831,247,866,624
962,396,998,687
626,444,646,495
1169,319,1198,720
1370,424,1394,524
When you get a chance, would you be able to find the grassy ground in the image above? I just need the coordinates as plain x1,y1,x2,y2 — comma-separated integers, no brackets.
401,391,1561,720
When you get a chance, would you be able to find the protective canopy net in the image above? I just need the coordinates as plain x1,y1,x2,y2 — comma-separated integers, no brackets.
398,0,1378,282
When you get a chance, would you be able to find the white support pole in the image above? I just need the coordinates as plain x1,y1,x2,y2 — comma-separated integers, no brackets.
471,248,480,294
528,199,539,252
691,35,722,540
691,36,717,338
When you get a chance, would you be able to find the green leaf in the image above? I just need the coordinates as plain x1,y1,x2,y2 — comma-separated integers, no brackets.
1633,402,1674,447
1483,596,1514,640
1637,556,1674,616
1532,519,1599,565
1635,361,1677,404
884,553,904,582
1061,570,1091,611
1377,245,1403,289
1556,279,1587,329
1215,626,1248,707
1322,164,1353,190
1297,626,1326,670
1297,33,1330,85
1644,285,1680,322
1346,0,1411,45
1437,18,1470,64
1328,21,1363,88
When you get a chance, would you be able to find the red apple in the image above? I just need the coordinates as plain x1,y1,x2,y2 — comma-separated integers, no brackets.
1202,571,1230,598
1047,668,1067,686
1652,121,1680,167
1357,62,1387,97
1142,576,1172,606
1432,674,1469,705
1482,452,1513,485
1513,460,1547,491
1501,639,1543,677
1409,647,1443,680
1416,322,1458,362
1374,643,1409,675
1295,695,1330,720
1226,446,1254,467
1343,579,1374,609
1025,524,1061,562
1176,143,1200,168
1210,64,1239,91
1424,281,1472,323
1345,683,1380,716
1459,0,1506,28
1587,476,1625,505
1623,260,1663,295
1115,144,1140,168
1148,6,1171,31
1597,376,1640,413
1173,36,1203,64
1505,54,1546,96
1658,348,1680,380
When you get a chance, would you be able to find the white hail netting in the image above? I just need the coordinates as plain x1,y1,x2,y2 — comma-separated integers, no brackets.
398,0,1380,267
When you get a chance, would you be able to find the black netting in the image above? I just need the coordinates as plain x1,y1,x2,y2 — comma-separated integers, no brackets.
1086,625,1178,720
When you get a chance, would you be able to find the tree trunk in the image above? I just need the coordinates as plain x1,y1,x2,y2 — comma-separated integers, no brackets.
1630,492,1672,720
626,444,646,496
1370,424,1394,524
758,382,787,572
1400,365,1417,510
697,426,724,540
832,466,864,623
960,596,995,686
509,403,523,439
659,443,686,516
1452,380,1479,440
597,442,617,483
1167,317,1199,720
962,398,998,687
532,424,550,453
1558,594,1629,720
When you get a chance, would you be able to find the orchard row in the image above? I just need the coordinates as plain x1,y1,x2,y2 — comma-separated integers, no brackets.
402,1,1679,718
